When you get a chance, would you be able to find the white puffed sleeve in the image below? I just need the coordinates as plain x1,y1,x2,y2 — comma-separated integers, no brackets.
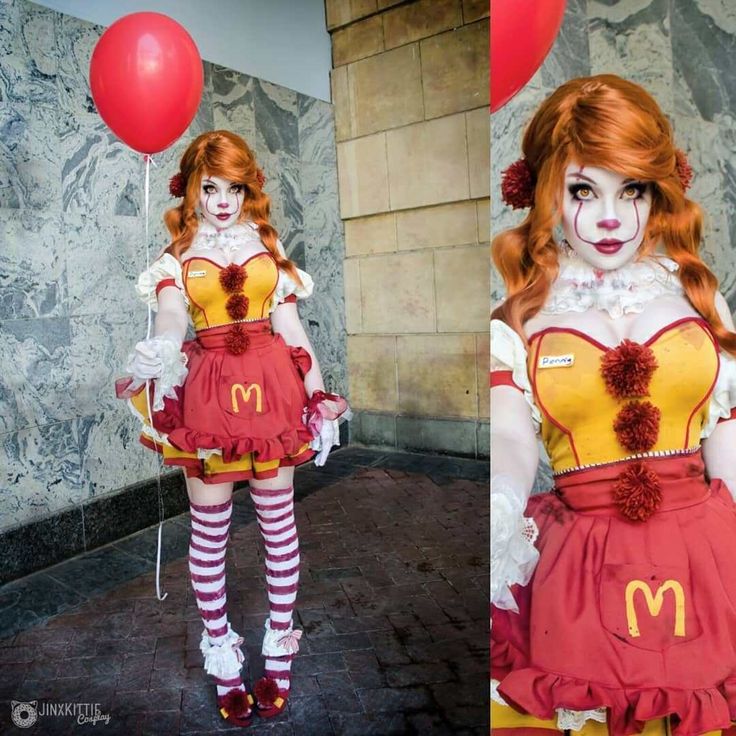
135,253,189,310
270,239,314,311
701,350,736,438
491,319,541,432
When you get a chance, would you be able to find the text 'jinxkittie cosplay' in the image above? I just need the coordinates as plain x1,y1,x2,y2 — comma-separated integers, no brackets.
116,130,349,727
491,75,736,736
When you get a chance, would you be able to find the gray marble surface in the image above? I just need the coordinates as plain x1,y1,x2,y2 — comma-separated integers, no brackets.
0,0,345,535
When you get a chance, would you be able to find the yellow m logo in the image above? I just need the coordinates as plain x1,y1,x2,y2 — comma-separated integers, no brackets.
231,383,263,413
625,579,686,638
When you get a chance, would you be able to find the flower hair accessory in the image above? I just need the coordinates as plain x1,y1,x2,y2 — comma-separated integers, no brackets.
169,171,186,197
256,167,266,188
501,158,535,209
675,149,693,191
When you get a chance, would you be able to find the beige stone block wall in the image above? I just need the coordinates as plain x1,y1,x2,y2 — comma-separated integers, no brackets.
328,0,489,451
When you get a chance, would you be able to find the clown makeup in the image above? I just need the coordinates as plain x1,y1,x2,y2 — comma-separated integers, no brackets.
199,174,245,230
561,163,652,271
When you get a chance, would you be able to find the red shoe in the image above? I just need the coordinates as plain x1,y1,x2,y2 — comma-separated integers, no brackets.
254,677,289,718
217,689,254,727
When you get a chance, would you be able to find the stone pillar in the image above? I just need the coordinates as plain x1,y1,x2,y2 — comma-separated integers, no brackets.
327,0,489,457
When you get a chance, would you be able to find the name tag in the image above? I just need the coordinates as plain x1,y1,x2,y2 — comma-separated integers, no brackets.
538,354,574,368
188,270,207,278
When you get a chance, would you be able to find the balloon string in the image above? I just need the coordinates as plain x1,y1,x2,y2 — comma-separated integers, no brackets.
141,153,168,602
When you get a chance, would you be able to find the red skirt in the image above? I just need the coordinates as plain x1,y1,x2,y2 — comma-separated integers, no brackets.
139,320,316,481
491,452,736,736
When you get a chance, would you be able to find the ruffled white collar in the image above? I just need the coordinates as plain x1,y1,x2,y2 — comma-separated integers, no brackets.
190,220,262,263
543,246,683,319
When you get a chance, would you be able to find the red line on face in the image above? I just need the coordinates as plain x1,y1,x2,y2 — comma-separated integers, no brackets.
572,196,641,246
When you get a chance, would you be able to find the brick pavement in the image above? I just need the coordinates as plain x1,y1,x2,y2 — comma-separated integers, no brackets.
0,449,489,735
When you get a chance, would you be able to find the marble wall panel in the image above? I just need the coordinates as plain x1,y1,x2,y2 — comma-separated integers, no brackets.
298,94,337,167
301,161,348,396
674,114,736,305
588,0,673,115
211,64,256,145
0,0,60,208
0,420,84,530
0,317,74,434
539,0,591,88
253,78,299,159
78,408,153,499
672,0,736,123
0,209,67,321
0,0,58,108
69,314,148,417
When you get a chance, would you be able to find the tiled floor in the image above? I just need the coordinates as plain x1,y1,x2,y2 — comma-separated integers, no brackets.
0,448,489,735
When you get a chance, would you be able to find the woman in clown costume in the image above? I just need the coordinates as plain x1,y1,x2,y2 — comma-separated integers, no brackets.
491,75,736,736
121,130,347,727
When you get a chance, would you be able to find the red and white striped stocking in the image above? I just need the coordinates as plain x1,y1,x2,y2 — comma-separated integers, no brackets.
189,498,245,696
250,485,301,692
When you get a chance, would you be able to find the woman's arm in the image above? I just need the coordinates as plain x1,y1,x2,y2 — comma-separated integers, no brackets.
154,286,189,342
702,291,736,498
491,385,540,492
491,384,541,610
270,300,325,397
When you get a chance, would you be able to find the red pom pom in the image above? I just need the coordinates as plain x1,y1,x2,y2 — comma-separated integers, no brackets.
501,158,534,209
220,688,252,715
613,401,661,453
219,263,246,293
613,462,662,521
256,167,266,189
225,324,249,355
675,149,693,191
226,293,249,320
254,677,279,705
600,340,658,399
169,172,186,197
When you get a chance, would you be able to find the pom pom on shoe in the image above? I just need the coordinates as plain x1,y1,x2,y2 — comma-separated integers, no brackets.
254,677,279,705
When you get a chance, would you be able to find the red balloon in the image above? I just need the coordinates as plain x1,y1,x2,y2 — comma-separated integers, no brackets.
90,12,203,154
491,0,566,113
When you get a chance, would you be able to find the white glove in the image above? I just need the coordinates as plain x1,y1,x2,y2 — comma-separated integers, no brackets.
125,333,187,411
491,474,539,612
309,419,339,467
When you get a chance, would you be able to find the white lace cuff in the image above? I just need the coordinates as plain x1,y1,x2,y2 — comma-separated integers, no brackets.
491,319,541,432
199,625,245,679
155,343,187,412
135,253,189,310
702,350,736,438
491,483,539,612
262,618,303,657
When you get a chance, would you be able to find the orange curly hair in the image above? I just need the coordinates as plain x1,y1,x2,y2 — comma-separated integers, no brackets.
163,130,301,285
492,74,736,355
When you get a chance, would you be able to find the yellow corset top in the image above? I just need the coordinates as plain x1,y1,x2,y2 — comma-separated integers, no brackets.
528,318,719,474
182,253,279,331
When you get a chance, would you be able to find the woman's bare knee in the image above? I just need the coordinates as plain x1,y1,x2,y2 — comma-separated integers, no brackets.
185,475,234,506
249,466,295,491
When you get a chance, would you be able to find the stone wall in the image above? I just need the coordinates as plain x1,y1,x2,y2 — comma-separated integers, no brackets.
327,0,490,458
